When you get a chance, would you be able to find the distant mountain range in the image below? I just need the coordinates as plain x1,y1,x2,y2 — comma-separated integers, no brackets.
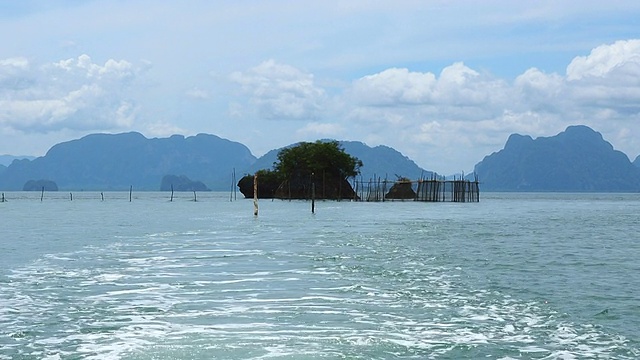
474,125,640,191
0,132,256,191
0,133,427,191
1,125,639,192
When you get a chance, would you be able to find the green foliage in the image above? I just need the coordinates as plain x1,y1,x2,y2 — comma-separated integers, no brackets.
237,141,363,199
274,140,362,180
255,168,284,183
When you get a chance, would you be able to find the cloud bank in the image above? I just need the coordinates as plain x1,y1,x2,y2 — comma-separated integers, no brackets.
0,54,147,133
1,39,639,173
227,40,640,172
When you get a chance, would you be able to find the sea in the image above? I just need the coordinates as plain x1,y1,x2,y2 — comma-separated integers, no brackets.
1,191,639,359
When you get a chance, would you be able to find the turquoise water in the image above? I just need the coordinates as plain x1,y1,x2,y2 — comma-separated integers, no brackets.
1,192,639,359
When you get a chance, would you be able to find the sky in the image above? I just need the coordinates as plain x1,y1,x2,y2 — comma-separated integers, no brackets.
1,1,640,174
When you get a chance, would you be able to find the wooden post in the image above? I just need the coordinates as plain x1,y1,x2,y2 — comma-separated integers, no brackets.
1,193,4,202
129,185,132,202
41,186,44,202
230,169,234,202
322,170,325,200
353,178,357,201
253,174,258,216
101,192,104,201
193,190,197,202
170,184,174,202
70,192,73,201
311,172,315,214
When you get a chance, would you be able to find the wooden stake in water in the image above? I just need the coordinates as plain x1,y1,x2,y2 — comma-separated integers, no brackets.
101,192,104,201
230,168,237,202
129,185,132,202
193,190,197,202
70,192,73,201
170,184,174,202
311,173,316,214
253,174,258,216
41,186,44,202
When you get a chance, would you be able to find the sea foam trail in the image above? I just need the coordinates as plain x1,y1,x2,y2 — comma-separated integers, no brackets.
1,193,639,359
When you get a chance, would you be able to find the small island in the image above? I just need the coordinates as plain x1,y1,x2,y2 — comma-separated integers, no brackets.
384,177,416,200
238,140,362,200
160,175,210,192
23,179,58,191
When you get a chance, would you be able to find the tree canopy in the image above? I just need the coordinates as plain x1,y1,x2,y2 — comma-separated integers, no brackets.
274,140,362,181
237,140,362,199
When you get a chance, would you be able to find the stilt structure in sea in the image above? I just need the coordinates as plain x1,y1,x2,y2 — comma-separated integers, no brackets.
352,173,480,203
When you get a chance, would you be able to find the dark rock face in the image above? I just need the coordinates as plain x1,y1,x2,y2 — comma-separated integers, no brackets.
634,155,640,168
160,175,210,191
237,174,281,199
474,125,640,192
23,179,58,191
237,175,357,200
385,181,416,200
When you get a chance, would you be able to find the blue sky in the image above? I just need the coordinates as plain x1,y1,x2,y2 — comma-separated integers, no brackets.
1,1,640,174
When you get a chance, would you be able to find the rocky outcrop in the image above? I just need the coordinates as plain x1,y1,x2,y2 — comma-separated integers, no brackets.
237,174,357,200
474,125,640,191
160,175,210,191
385,180,416,200
23,179,58,191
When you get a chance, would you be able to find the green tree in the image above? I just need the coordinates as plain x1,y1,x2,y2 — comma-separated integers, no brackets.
274,140,362,182
236,140,362,199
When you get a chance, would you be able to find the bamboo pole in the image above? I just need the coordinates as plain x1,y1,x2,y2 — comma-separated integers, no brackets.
311,178,316,214
253,174,258,216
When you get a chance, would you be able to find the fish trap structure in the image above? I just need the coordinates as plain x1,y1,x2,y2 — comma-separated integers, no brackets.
352,174,480,203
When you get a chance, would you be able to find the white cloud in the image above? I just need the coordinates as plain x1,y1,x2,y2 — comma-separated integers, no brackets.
229,60,326,120
349,62,509,118
566,39,640,81
0,54,147,133
337,39,640,173
351,67,437,105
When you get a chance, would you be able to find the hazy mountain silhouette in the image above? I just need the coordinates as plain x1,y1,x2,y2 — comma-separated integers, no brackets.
0,155,35,166
4,126,637,193
0,132,256,191
245,140,432,181
474,125,640,191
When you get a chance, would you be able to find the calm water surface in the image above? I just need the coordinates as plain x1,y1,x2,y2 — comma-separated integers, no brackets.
1,191,639,359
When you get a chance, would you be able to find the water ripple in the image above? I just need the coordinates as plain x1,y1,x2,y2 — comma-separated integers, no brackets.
1,195,639,359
